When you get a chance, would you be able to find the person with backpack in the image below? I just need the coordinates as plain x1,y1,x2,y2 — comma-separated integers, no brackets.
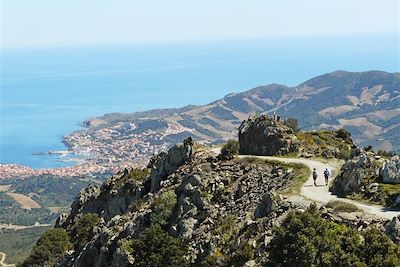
324,168,330,186
312,168,318,186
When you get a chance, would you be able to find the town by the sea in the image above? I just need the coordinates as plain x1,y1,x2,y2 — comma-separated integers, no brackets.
1,34,399,169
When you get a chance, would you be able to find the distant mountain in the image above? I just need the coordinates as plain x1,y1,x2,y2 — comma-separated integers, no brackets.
86,70,399,153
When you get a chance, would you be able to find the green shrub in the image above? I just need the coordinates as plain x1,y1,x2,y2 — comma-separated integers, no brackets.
336,128,352,143
115,168,150,188
326,200,361,213
150,190,177,226
214,214,237,243
202,249,226,267
219,140,240,160
69,213,101,251
123,224,188,267
19,228,71,267
377,150,397,158
360,227,400,267
267,204,400,267
283,117,300,133
228,242,254,267
267,204,364,267
119,239,135,254
338,148,351,160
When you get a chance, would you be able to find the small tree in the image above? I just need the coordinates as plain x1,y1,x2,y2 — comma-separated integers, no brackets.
267,204,400,267
336,128,352,143
283,117,300,133
219,140,240,160
267,204,363,266
20,228,71,267
150,190,177,226
124,224,188,267
360,227,400,267
70,213,101,251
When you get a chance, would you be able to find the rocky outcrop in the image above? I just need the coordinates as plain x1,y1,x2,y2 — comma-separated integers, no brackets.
254,192,277,219
331,150,400,210
148,137,194,192
238,115,299,156
386,216,400,244
59,138,194,228
380,156,400,184
331,152,377,194
53,139,304,267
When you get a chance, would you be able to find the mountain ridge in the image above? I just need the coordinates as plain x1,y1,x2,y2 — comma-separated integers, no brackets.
73,70,399,170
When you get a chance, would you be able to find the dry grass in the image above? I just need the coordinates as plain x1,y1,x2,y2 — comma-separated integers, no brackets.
326,200,361,213
0,185,11,192
6,193,41,209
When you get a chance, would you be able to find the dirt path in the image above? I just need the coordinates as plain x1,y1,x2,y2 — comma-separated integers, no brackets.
0,252,15,267
238,155,400,220
212,147,399,219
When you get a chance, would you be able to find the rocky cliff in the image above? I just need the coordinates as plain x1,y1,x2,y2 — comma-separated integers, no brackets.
22,136,400,267
331,149,400,209
238,115,299,156
66,71,400,171
51,138,304,267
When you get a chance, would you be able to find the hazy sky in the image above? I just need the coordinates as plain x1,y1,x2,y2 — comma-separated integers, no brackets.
1,0,399,48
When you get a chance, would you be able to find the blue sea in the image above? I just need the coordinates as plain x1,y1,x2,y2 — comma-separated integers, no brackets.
1,35,399,169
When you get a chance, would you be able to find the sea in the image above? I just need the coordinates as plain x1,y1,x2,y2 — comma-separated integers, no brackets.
1,34,399,169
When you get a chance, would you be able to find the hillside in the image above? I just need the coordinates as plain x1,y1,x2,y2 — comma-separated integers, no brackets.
66,70,399,170
20,138,400,267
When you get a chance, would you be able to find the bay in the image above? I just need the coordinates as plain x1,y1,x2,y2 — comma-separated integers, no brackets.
1,35,398,168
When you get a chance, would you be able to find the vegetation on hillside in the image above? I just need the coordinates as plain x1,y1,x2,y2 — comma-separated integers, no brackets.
326,200,361,213
219,139,240,160
4,175,94,207
120,224,189,267
283,117,300,133
296,129,354,159
0,192,56,225
69,213,102,251
0,226,52,265
114,168,150,188
19,213,101,267
150,190,177,226
267,205,400,267
19,228,72,267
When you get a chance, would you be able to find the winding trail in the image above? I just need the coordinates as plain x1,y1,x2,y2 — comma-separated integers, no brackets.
243,155,400,220
0,252,15,267
212,145,399,220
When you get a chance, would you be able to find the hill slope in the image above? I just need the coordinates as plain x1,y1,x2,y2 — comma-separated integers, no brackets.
66,70,399,168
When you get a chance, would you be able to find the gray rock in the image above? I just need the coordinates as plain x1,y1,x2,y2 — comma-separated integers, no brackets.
380,156,400,184
331,152,374,194
245,260,256,267
55,213,68,228
367,183,379,193
149,137,193,192
238,115,299,156
254,192,277,218
385,216,400,244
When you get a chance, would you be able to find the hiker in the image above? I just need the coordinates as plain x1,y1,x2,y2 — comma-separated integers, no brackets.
324,168,330,186
312,168,318,186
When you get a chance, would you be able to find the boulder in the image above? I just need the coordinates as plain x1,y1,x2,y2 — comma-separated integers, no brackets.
148,137,193,192
55,213,69,228
238,115,299,156
254,192,277,218
380,156,400,184
331,152,375,195
385,216,400,244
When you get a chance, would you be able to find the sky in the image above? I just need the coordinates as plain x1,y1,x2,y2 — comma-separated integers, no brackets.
1,0,399,48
